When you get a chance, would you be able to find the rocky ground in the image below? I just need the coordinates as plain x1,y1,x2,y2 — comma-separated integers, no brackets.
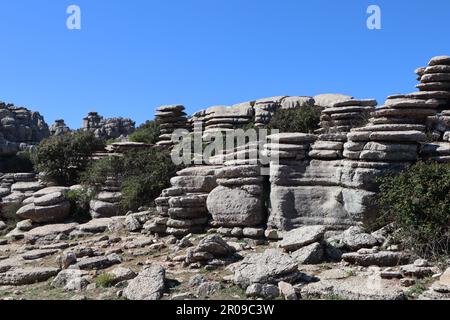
1,212,450,301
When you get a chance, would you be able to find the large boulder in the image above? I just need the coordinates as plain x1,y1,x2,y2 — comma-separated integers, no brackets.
233,249,301,288
123,265,166,300
207,186,264,227
0,267,59,286
16,201,71,223
279,226,326,252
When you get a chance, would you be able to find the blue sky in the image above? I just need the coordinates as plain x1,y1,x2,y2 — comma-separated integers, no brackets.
1,0,450,128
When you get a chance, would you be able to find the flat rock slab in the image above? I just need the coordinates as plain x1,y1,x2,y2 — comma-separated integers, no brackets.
25,223,78,239
267,133,317,144
71,254,122,270
21,249,60,261
124,265,166,300
77,218,115,233
0,267,59,286
301,272,406,300
342,251,411,267
233,249,301,288
279,226,327,252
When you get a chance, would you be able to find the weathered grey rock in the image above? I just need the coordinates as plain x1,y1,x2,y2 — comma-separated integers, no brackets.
0,267,59,285
33,192,66,206
90,200,121,218
187,234,235,264
109,267,137,284
25,223,78,241
342,251,411,267
52,269,90,291
77,218,115,233
291,242,325,265
72,254,122,270
16,201,71,223
429,56,450,66
267,133,317,144
207,186,264,227
314,94,354,108
11,181,44,193
338,227,380,251
125,215,142,232
278,281,298,300
301,269,406,300
234,249,300,287
246,283,280,300
16,219,33,231
369,131,427,143
196,281,222,297
97,191,122,202
123,265,166,300
279,226,326,252
21,249,59,260
56,252,77,269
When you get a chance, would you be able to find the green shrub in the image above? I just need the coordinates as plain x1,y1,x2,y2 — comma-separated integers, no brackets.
129,120,160,145
65,188,96,223
95,273,116,288
377,161,450,258
82,149,179,211
81,156,125,194
268,106,321,133
121,149,179,211
32,131,105,186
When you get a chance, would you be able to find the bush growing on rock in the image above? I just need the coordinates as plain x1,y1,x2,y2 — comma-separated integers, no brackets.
268,106,321,133
65,188,96,223
33,132,105,186
377,161,450,258
128,120,160,145
82,149,179,211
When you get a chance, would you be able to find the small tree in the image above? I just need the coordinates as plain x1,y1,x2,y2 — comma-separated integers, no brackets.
128,120,160,145
377,161,450,259
268,105,321,133
33,131,105,186
82,148,179,211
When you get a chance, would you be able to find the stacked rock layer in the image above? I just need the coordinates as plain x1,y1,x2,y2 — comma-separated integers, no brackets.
49,120,71,136
415,56,450,162
83,112,135,140
152,166,218,237
310,99,376,161
207,165,266,239
155,105,188,148
89,177,123,219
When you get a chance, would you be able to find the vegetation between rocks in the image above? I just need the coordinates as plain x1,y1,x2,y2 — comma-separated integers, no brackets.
377,161,450,259
268,105,321,133
32,131,105,186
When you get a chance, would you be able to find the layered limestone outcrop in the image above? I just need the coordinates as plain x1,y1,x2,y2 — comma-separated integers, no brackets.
155,105,188,148
49,120,71,136
89,177,124,219
151,166,219,237
83,112,135,140
207,165,266,239
0,102,50,157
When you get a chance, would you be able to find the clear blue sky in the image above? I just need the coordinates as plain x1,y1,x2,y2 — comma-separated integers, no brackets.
1,0,449,128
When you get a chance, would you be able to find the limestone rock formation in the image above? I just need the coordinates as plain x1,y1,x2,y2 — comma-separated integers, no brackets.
49,120,71,136
207,165,265,238
123,265,166,300
0,173,45,207
151,166,219,237
83,112,135,140
155,105,188,148
0,101,50,157
89,177,123,219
